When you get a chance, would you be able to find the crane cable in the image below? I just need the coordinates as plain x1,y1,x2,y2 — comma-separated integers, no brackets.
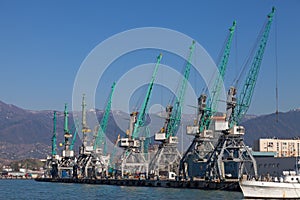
202,31,231,96
170,48,191,105
275,13,279,123
232,20,268,89
235,23,239,82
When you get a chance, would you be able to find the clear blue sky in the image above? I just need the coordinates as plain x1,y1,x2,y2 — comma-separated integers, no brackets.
0,0,299,115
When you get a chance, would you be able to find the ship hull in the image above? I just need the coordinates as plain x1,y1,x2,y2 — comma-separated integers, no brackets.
35,178,241,191
240,180,300,199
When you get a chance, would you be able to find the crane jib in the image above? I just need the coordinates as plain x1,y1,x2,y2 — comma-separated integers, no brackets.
166,41,196,138
94,81,116,152
232,7,275,127
198,20,236,133
132,54,162,139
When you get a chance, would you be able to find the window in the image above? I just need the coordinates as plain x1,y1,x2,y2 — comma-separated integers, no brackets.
268,142,273,147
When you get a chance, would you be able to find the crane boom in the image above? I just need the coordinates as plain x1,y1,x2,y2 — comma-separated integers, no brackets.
51,111,57,156
94,82,116,153
231,7,275,127
70,120,79,151
132,54,162,139
209,21,236,117
166,41,195,138
64,103,69,134
199,21,236,133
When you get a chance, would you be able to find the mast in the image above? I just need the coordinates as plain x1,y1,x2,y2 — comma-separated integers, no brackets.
51,111,57,156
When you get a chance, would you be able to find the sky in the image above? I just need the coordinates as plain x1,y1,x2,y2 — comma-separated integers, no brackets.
0,0,299,115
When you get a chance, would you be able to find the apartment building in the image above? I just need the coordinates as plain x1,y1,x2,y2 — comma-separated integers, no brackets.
256,138,300,157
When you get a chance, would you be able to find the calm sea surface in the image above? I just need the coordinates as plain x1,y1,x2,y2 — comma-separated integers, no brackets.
0,180,244,200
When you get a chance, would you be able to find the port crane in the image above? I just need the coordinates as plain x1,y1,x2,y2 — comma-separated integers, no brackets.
91,82,116,178
119,54,162,178
179,21,236,180
45,111,60,178
46,109,78,178
149,41,195,178
75,94,95,178
76,83,116,179
58,103,76,178
93,81,116,155
206,7,276,181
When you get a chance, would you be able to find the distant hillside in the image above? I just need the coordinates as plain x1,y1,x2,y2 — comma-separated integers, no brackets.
0,101,77,145
242,110,300,146
0,100,193,162
0,101,71,162
0,101,125,162
1,100,300,164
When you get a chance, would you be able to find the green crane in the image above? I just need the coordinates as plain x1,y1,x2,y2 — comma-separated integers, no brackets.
59,116,78,150
229,7,275,128
51,111,57,156
166,41,195,139
148,42,195,178
204,9,275,181
93,81,116,155
132,54,163,139
199,21,236,133
70,120,79,151
179,22,236,179
118,54,162,178
64,103,69,134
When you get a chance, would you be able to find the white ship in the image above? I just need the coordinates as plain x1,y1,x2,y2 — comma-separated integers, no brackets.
240,171,300,199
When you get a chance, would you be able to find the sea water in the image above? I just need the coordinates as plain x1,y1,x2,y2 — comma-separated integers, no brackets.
0,180,244,200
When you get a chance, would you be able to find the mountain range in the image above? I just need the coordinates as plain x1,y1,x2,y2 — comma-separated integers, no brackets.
0,100,299,165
